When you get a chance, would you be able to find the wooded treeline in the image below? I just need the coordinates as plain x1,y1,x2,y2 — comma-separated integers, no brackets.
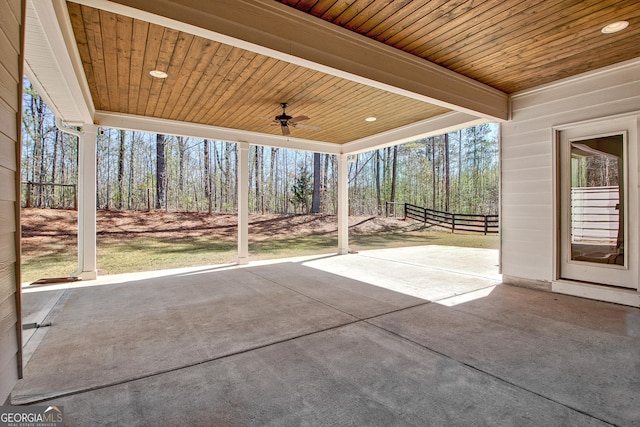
21,81,499,216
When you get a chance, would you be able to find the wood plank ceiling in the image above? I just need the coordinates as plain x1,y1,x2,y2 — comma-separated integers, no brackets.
66,2,451,145
276,0,640,93
66,0,639,145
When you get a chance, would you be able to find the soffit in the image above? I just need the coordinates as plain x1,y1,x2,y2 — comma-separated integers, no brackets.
277,0,640,93
32,0,638,152
66,3,451,145
24,0,94,124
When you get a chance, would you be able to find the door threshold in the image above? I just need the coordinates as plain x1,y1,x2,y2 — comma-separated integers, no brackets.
552,279,639,307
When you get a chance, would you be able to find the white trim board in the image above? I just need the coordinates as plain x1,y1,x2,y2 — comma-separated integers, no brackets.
552,280,639,308
94,111,343,155
95,111,490,155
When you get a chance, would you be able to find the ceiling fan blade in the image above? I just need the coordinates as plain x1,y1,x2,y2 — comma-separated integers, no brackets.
288,115,309,123
295,124,322,131
281,124,290,136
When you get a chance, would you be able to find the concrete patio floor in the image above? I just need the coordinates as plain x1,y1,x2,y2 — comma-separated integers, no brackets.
12,246,640,426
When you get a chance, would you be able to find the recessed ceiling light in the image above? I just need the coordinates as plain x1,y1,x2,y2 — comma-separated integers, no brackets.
365,117,377,122
149,70,168,78
601,21,629,34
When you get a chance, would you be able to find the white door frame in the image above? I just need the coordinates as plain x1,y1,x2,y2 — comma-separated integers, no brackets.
552,113,639,306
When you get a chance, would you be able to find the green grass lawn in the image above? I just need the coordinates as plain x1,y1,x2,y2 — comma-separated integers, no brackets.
21,229,498,283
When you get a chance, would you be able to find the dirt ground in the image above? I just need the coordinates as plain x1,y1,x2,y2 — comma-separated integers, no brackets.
21,208,419,255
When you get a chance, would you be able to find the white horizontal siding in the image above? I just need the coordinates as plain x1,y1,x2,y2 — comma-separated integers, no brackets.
502,215,552,231
500,153,552,172
0,0,21,405
502,140,550,160
502,167,551,183
0,132,15,172
502,179,552,195
512,61,640,114
501,58,640,283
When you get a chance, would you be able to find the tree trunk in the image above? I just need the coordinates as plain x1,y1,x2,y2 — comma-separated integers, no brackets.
128,132,135,209
223,143,233,211
254,145,261,213
431,137,436,210
214,141,221,211
178,136,186,193
472,126,479,211
270,148,278,213
51,128,59,205
384,147,390,200
117,129,125,209
36,95,45,207
390,145,398,204
156,133,166,209
444,133,450,212
458,129,462,212
105,132,111,210
203,139,212,214
375,149,382,214
351,154,359,216
323,153,330,211
310,152,321,213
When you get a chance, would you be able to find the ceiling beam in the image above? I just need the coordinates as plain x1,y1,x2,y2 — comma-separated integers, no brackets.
94,111,343,155
342,112,488,155
72,0,509,121
95,110,487,157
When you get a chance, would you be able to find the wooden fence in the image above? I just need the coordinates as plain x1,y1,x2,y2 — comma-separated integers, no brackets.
386,201,499,235
571,186,620,244
22,182,77,209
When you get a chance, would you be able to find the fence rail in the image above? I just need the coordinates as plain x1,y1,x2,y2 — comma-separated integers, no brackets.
22,181,77,210
386,201,498,235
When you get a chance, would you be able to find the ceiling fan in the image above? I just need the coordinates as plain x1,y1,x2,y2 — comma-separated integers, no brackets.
271,102,320,136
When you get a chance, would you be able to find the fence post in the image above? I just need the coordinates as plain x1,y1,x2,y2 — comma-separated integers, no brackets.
73,184,78,210
484,215,488,235
423,207,427,224
451,213,455,233
385,201,388,217
403,203,407,220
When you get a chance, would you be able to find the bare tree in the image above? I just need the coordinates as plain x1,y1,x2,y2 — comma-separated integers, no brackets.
127,132,135,209
156,133,166,209
254,145,262,213
117,129,125,209
177,136,187,193
203,139,212,213
390,145,398,204
269,147,278,212
20,82,500,217
444,133,450,212
375,149,382,214
310,152,321,213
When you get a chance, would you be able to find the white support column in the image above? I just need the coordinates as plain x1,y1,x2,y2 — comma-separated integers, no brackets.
237,142,250,264
75,124,98,279
337,153,349,255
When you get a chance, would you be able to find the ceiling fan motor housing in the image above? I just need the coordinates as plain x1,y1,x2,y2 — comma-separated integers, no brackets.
276,113,292,124
277,102,291,124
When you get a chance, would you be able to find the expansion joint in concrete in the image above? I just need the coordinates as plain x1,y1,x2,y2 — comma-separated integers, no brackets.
362,320,618,427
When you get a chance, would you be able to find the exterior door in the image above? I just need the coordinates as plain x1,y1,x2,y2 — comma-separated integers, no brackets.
559,121,636,288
